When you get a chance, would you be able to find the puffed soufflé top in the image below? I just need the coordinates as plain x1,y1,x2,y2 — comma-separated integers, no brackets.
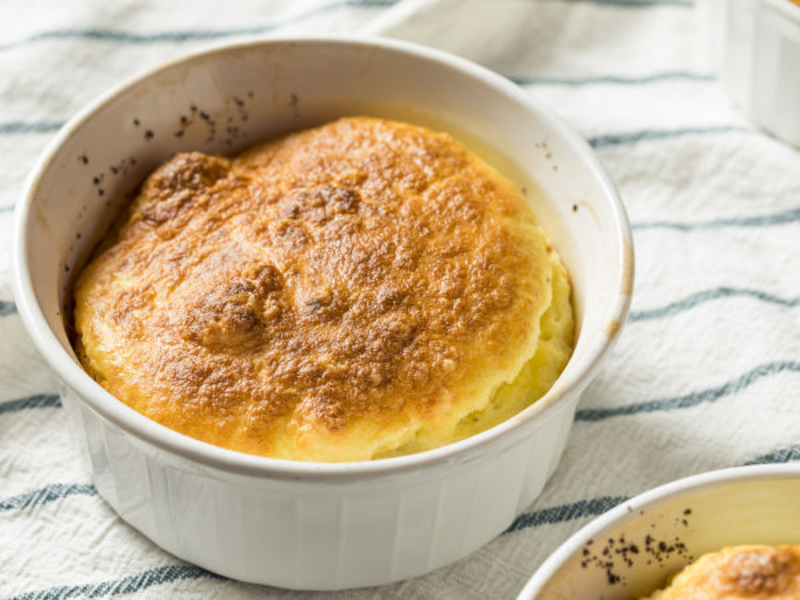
644,545,800,599
74,116,574,461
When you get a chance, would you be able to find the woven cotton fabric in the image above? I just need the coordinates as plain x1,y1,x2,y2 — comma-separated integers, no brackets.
1,0,799,598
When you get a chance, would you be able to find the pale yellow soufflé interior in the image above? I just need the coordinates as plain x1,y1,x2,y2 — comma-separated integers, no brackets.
643,545,800,599
73,116,574,462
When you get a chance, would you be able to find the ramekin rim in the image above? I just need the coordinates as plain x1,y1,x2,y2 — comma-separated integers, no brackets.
12,35,633,480
766,0,800,23
517,463,800,599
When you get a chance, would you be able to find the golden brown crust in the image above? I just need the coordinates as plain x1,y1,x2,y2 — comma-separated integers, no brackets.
645,545,800,599
74,117,559,460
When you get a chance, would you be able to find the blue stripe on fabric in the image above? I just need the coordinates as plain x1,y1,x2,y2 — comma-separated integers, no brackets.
512,71,712,86
633,207,800,232
0,299,17,316
588,125,748,148
0,0,396,52
0,204,14,212
575,361,800,422
504,495,628,534
629,287,800,322
0,394,61,415
0,121,64,134
9,565,223,600
497,436,797,535
0,483,96,513
744,444,800,466
492,435,800,536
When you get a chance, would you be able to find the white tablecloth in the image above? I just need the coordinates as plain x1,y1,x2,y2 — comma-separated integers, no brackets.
2,0,799,598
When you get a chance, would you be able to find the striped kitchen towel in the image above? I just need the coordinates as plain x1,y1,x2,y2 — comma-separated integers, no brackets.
1,0,799,598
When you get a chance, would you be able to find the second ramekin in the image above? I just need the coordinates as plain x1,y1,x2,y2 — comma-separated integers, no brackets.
708,0,800,147
13,37,633,589
519,464,800,599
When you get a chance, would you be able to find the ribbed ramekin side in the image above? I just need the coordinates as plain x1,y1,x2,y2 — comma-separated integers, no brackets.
716,0,800,147
57,381,581,590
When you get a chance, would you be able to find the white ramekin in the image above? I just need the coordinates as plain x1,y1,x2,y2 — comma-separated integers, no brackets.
708,0,800,147
13,37,633,590
518,464,800,599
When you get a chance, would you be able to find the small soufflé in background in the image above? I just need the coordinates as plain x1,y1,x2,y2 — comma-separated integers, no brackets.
73,117,574,462
644,545,800,599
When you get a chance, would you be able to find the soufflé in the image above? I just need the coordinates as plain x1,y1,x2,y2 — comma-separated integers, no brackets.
644,545,800,599
73,117,574,462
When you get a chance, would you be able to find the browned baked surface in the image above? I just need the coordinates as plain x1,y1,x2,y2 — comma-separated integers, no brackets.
645,545,800,599
74,116,571,461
